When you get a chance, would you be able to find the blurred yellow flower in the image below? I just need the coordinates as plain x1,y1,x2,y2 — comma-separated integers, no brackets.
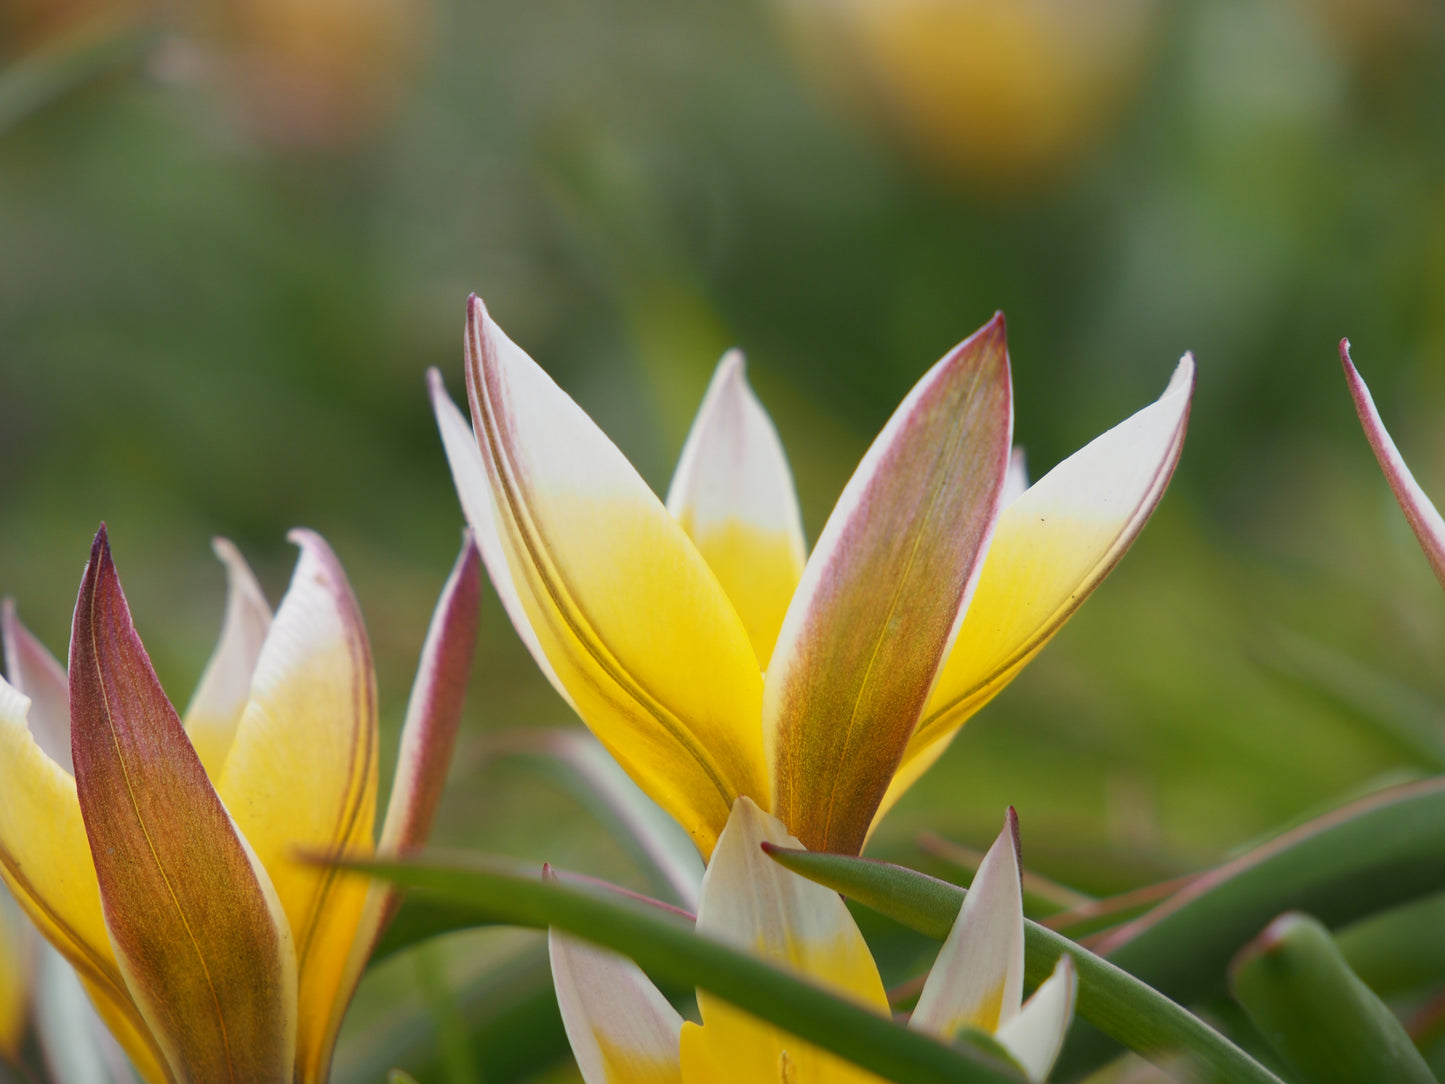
776,0,1159,188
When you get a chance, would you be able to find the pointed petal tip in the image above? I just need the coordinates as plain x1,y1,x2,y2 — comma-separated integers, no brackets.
89,523,110,564
425,366,447,398
1169,353,1196,394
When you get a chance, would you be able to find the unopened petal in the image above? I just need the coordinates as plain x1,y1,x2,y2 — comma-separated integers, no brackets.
995,956,1076,1082
217,530,377,1083
911,810,1025,1038
2,600,72,771
183,539,273,777
1341,341,1445,591
766,315,1013,854
0,676,167,1083
549,928,683,1084
888,355,1193,820
451,296,768,853
324,536,482,1068
692,799,889,1083
665,351,807,667
70,527,298,1084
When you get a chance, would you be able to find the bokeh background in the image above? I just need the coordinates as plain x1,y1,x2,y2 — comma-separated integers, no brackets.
3,0,1445,1079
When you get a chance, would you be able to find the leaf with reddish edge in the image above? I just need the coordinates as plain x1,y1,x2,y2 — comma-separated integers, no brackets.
1340,339,1445,591
69,526,297,1084
758,845,1285,1084
766,314,1013,855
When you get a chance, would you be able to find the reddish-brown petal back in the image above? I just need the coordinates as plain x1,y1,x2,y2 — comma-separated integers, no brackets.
70,526,297,1084
765,315,1013,854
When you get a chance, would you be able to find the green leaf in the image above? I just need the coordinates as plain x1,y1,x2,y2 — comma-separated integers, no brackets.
347,854,1028,1084
1229,912,1437,1084
1066,776,1445,1073
761,846,1286,1084
372,896,502,965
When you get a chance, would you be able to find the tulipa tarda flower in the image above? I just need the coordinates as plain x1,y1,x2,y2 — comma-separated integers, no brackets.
1340,340,1445,593
431,295,1194,858
551,799,1076,1083
0,525,481,1084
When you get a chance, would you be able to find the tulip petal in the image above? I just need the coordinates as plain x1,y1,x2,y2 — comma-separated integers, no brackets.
766,315,1013,854
1341,341,1445,591
2,599,72,770
885,355,1194,823
69,527,297,1084
217,530,377,1083
691,798,889,1083
995,956,1076,1083
911,810,1025,1038
455,296,768,853
320,536,481,1073
0,675,169,1084
183,539,273,777
665,350,808,667
429,368,573,707
549,928,683,1084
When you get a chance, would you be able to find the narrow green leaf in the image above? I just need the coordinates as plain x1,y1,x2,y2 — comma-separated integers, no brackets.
1067,776,1445,1073
762,846,1286,1084
1230,912,1437,1084
346,854,1027,1084
372,897,500,964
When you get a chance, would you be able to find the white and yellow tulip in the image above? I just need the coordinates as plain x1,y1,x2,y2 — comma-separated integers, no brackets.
0,526,481,1084
1341,341,1445,591
551,799,1076,1083
432,294,1194,857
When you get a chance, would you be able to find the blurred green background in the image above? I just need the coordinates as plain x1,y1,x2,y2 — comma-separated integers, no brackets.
3,0,1445,1079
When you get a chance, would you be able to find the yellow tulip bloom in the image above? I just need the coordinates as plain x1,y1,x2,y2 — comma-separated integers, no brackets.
1341,341,1445,591
0,526,481,1084
432,295,1194,857
551,799,1077,1083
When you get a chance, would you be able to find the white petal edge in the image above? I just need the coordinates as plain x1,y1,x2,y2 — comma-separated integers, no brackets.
1001,447,1029,508
1340,340,1445,590
1,600,71,771
549,927,683,1084
664,349,807,575
911,810,1025,1038
995,956,1077,1083
428,367,575,708
182,538,273,776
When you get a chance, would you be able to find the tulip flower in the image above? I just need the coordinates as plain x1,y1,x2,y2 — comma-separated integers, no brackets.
0,526,480,1084
1340,340,1445,592
432,295,1193,857
551,800,1076,1083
